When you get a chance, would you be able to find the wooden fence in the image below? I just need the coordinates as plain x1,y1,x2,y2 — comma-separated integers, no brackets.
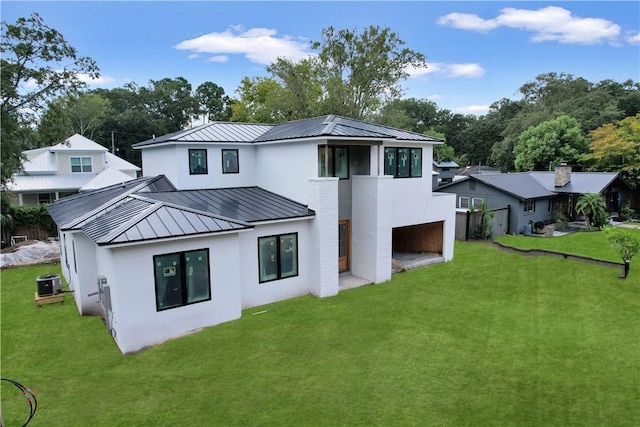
455,206,510,241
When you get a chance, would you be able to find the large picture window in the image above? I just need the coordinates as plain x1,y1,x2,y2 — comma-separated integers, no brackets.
258,233,298,283
222,149,239,174
154,249,210,311
189,149,208,175
384,147,422,178
70,156,92,173
318,146,348,179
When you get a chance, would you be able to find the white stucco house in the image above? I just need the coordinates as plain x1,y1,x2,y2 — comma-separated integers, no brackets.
7,134,140,207
47,115,456,354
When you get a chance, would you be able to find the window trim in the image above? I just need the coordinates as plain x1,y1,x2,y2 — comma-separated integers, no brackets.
70,156,92,173
547,199,553,213
258,233,299,284
153,248,211,311
459,197,470,209
472,197,484,210
384,147,422,178
189,149,208,175
524,200,535,214
221,148,239,174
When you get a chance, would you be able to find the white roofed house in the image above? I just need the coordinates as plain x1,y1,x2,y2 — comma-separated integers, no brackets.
6,134,140,207
47,115,456,354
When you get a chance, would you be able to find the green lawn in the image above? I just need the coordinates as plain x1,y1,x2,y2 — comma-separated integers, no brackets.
1,242,639,426
495,228,640,264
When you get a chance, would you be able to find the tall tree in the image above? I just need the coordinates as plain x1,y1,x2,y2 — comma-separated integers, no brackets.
195,81,233,123
140,77,197,132
38,92,111,143
313,25,426,119
581,114,640,188
513,115,588,171
1,13,99,185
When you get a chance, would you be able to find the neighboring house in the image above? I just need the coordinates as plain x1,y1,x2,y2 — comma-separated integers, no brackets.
47,115,457,354
432,160,459,188
7,134,140,207
436,164,630,235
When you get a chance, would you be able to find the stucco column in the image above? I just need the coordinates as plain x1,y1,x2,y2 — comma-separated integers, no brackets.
351,175,393,283
307,178,339,297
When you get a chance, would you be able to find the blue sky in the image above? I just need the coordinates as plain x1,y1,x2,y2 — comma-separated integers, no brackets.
2,1,639,116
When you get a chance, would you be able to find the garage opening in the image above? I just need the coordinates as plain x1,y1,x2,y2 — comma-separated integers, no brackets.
392,221,444,273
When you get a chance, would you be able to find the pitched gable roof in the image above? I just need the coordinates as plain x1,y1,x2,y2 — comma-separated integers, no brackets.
132,115,443,148
81,196,250,245
47,175,175,230
437,171,626,200
49,134,109,152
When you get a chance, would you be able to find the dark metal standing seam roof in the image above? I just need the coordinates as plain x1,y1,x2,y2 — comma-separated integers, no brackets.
47,175,176,229
139,187,316,223
132,122,274,147
255,115,444,143
81,196,251,246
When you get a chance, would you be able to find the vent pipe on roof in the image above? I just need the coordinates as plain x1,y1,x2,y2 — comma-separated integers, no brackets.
554,162,571,187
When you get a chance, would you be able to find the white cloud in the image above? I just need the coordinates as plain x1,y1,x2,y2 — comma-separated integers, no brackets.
207,55,229,63
78,74,115,86
438,6,621,45
408,62,484,79
446,63,485,78
626,32,640,45
174,26,312,65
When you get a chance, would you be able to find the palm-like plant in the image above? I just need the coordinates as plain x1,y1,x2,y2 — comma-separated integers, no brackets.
575,193,608,228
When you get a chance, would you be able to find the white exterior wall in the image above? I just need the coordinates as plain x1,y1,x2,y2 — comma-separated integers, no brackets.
141,145,257,190
351,175,393,284
307,178,339,297
255,142,318,205
62,231,101,315
238,220,314,309
98,234,243,354
140,146,179,184
426,193,456,261
56,152,106,175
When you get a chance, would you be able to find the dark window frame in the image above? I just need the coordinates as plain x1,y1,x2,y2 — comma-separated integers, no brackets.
189,149,208,175
153,248,211,311
258,233,299,283
222,148,239,174
384,147,422,178
318,146,349,179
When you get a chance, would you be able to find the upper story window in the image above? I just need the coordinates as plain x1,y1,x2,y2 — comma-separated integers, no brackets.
222,149,239,174
189,149,208,175
154,249,211,311
384,147,422,178
70,156,92,173
258,233,298,283
318,146,349,179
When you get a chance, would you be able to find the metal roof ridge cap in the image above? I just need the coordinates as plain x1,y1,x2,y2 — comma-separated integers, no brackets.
62,177,158,229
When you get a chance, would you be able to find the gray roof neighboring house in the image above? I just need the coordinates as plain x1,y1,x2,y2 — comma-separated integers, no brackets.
437,171,628,201
132,115,444,148
529,171,620,194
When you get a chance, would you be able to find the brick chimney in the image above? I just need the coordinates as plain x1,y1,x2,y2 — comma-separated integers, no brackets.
554,163,571,187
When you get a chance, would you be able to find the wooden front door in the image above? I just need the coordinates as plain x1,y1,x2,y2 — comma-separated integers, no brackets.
338,220,350,273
